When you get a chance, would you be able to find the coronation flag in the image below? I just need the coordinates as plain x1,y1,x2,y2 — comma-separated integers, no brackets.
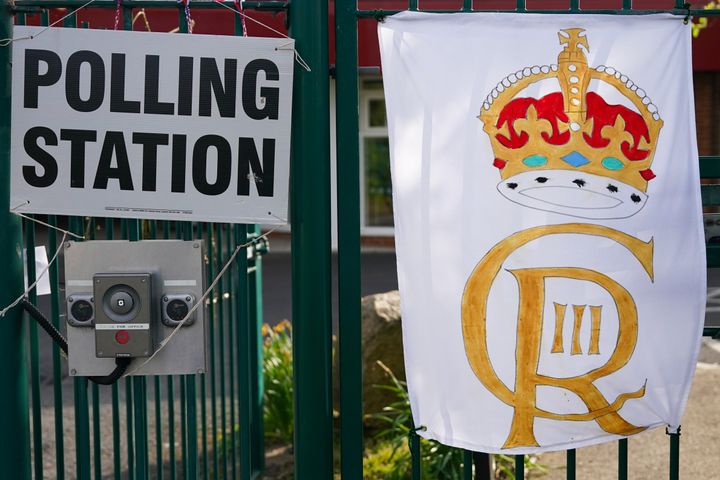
379,12,705,453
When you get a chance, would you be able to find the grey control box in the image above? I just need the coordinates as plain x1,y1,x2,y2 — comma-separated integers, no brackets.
64,240,206,377
94,273,154,358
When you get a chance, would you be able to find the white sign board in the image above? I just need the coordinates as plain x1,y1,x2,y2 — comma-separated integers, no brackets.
11,27,293,224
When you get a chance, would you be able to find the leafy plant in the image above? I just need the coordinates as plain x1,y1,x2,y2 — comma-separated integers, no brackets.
367,361,546,480
367,361,465,479
263,320,294,444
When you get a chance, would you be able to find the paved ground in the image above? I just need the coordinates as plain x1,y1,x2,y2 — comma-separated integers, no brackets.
535,352,720,479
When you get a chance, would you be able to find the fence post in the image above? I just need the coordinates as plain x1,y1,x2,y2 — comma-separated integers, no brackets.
0,3,31,479
334,1,363,479
289,0,334,478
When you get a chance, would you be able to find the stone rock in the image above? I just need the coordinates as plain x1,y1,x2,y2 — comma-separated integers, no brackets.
360,290,405,416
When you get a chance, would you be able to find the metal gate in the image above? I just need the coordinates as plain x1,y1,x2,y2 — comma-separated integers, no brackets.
1,0,719,479
332,2,720,480
0,3,272,479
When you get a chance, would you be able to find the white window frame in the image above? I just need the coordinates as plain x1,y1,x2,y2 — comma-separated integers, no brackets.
359,79,394,236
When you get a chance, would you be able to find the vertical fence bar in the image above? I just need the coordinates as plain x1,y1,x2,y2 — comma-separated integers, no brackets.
334,1,363,479
159,223,177,480
168,375,177,480
618,439,628,480
48,216,66,480
86,220,101,480
289,0,334,478
127,205,148,480
180,375,187,474
622,0,632,10
217,224,228,480
462,0,472,11
569,0,580,12
463,450,473,479
103,219,123,480
122,222,136,480
133,377,148,480
409,0,418,11
567,449,576,480
248,224,265,472
200,369,208,480
69,220,92,480
126,377,135,480
410,430,421,479
516,0,526,13
26,220,44,480
206,223,219,479
236,225,252,480
185,309,199,474
63,13,91,480
155,376,163,480
92,383,101,480
225,224,238,479
143,221,163,480
515,455,525,480
199,223,208,480
473,452,493,480
668,428,680,480
0,8,31,479
183,223,198,480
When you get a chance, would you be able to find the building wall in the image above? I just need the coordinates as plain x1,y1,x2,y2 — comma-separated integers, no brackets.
695,72,720,156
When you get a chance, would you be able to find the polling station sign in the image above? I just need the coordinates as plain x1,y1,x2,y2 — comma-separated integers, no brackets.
11,27,293,224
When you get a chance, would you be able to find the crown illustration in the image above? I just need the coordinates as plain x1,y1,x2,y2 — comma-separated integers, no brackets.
479,28,663,219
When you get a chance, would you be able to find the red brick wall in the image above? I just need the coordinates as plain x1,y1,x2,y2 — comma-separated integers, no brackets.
695,72,720,156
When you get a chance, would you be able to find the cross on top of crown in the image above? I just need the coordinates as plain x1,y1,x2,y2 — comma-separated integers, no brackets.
558,28,589,59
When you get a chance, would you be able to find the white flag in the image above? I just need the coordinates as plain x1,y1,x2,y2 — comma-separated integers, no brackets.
379,12,705,453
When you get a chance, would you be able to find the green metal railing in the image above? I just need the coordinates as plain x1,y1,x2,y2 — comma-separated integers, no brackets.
17,219,267,480
333,2,720,480
0,5,273,480
2,0,719,478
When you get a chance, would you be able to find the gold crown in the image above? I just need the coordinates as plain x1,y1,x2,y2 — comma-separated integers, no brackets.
479,29,663,212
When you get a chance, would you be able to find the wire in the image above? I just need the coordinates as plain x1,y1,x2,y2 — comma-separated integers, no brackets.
122,226,279,376
11,203,85,240
21,298,68,357
213,0,311,72
21,298,130,384
0,0,99,46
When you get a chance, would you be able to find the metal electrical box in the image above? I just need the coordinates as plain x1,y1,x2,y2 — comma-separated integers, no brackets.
64,240,206,377
94,273,154,358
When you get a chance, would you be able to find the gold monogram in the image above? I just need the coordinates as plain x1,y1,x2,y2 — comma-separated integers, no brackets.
462,224,653,448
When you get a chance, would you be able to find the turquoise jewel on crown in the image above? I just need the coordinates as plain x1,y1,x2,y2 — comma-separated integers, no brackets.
522,155,548,167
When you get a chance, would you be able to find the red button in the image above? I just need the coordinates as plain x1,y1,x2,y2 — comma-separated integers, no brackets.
115,330,130,344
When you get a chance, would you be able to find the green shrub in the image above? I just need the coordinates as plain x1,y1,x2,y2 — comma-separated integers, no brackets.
366,361,546,480
263,320,294,444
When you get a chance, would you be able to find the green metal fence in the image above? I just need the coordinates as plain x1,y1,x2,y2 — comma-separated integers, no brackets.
0,5,271,480
332,2,720,480
2,0,720,479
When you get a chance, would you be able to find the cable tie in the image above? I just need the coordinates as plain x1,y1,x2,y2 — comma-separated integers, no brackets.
0,231,67,318
683,2,691,24
114,0,122,30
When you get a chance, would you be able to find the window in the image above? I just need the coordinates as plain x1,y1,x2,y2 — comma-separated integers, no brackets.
360,79,393,232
